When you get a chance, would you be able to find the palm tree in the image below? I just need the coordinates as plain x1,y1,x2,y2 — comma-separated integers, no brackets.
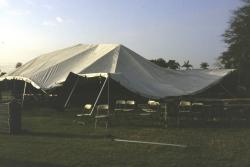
182,60,193,70
200,62,209,69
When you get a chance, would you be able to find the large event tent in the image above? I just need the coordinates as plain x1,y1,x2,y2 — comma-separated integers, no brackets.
0,44,234,100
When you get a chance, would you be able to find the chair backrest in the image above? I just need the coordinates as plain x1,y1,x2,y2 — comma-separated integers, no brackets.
192,102,203,106
148,100,160,106
97,104,109,110
116,100,126,105
191,102,204,113
84,104,92,110
82,104,92,114
126,100,135,105
96,104,109,115
179,101,191,107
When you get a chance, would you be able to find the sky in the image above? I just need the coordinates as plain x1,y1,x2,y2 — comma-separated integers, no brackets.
0,0,243,71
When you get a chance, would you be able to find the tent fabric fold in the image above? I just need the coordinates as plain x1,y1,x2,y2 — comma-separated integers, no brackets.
0,44,234,99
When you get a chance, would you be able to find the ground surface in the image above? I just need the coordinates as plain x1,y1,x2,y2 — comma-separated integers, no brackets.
0,107,250,167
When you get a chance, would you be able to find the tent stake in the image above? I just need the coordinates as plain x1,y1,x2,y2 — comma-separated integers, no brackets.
113,138,187,148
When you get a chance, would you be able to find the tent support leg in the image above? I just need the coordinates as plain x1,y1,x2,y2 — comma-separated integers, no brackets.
21,82,27,108
219,83,235,98
108,74,110,109
64,76,80,108
107,74,110,128
89,76,109,116
164,103,168,128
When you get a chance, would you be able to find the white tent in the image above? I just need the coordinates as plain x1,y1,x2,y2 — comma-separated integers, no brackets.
0,44,234,99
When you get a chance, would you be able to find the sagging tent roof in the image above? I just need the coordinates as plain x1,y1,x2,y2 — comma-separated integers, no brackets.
0,44,234,99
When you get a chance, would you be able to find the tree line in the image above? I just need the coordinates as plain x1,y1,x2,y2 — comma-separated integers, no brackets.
0,62,22,77
150,58,209,70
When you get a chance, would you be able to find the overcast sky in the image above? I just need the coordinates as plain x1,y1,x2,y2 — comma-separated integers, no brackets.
0,0,243,71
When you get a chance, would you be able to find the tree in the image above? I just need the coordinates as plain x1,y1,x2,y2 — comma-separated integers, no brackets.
150,58,168,68
166,60,180,70
218,0,250,89
214,59,224,69
182,60,193,70
15,62,22,68
0,72,6,77
150,58,180,70
200,62,209,69
0,69,6,77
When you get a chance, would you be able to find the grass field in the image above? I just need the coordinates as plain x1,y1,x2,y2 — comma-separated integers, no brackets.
1,107,250,167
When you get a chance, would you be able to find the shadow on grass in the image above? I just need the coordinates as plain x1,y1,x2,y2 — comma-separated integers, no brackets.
176,120,250,128
0,157,66,167
21,129,113,140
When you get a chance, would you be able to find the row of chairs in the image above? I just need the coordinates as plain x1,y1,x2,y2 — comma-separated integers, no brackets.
76,100,165,128
115,100,136,112
178,101,207,124
179,101,204,113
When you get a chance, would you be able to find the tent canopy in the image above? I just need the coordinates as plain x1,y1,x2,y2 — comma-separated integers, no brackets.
0,44,234,99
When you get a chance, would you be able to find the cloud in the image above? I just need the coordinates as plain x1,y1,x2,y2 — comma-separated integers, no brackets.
42,17,64,27
0,0,30,16
6,9,31,16
56,17,63,23
24,0,35,6
42,21,56,27
42,4,53,10
0,0,9,8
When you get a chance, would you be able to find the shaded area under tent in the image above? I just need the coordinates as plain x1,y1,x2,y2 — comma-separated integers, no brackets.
0,70,244,109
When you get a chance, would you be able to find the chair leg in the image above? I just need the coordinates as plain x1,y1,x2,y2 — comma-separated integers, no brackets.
95,118,98,128
105,117,108,129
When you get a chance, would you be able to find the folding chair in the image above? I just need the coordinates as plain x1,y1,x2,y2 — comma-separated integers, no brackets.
139,100,160,115
177,101,192,126
75,104,93,125
124,100,136,112
76,104,92,117
191,102,204,121
94,104,110,128
114,100,126,111
148,100,160,112
179,101,192,113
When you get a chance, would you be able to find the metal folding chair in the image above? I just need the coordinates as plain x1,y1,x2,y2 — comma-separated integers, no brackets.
75,104,93,125
94,104,110,128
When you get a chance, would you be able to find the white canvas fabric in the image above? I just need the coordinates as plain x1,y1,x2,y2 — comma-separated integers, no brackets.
0,44,234,99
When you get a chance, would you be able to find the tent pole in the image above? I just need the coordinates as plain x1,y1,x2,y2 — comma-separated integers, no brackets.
108,73,110,112
88,75,109,116
64,76,80,108
162,103,168,128
21,82,27,108
219,83,235,98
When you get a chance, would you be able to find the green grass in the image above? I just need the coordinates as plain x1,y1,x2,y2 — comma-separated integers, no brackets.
1,108,250,167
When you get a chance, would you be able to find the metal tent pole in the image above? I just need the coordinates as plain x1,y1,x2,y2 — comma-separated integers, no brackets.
64,76,80,108
87,75,109,116
164,103,167,128
219,83,235,98
21,82,27,108
108,73,110,112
